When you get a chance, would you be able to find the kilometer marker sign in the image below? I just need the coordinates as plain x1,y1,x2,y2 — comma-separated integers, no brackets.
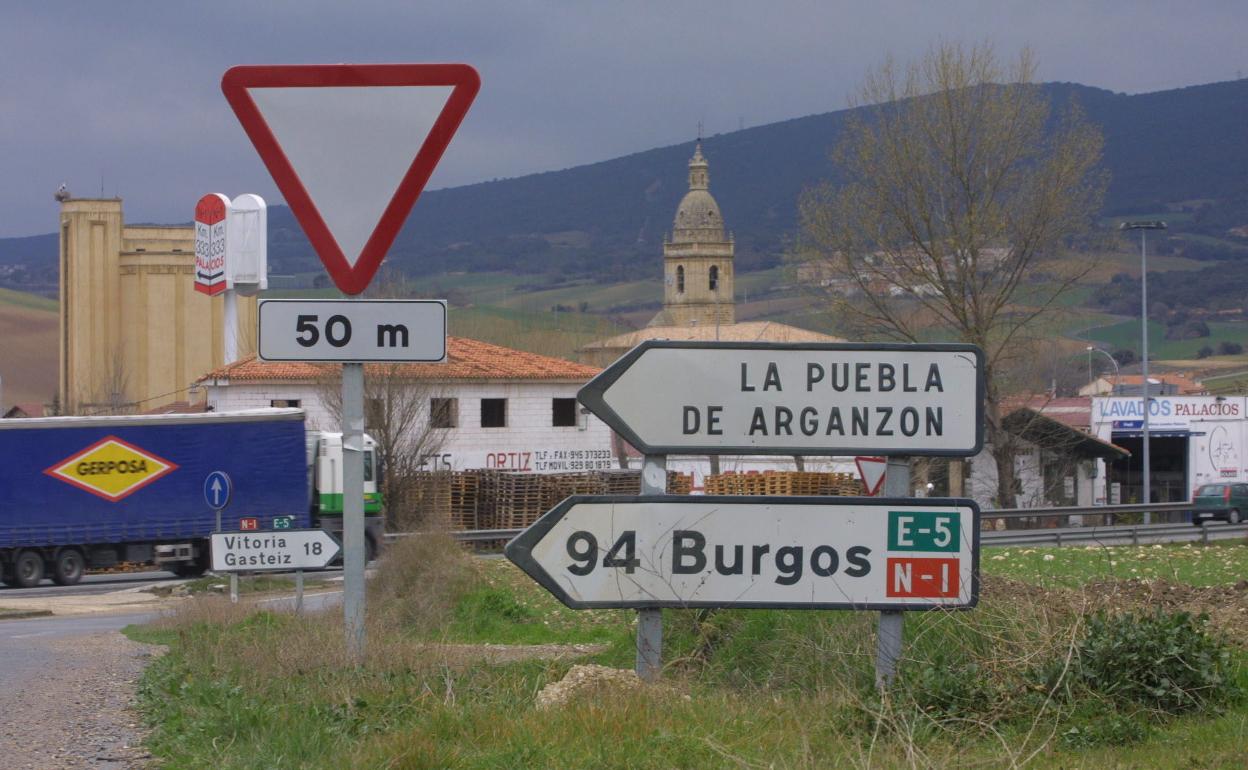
578,341,984,457
505,496,980,610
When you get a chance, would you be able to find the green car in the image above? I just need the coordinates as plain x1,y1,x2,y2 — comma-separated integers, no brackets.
1191,483,1248,524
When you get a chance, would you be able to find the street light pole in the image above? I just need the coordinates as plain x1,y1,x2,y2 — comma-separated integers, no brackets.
1085,346,1120,393
1120,221,1167,517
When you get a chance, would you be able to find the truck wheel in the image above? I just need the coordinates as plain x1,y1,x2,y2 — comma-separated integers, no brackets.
52,548,85,586
14,550,44,588
1230,509,1242,525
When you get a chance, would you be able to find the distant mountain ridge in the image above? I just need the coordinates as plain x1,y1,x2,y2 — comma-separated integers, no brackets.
5,79,1247,285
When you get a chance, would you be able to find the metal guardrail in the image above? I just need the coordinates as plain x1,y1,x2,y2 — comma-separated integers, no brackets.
384,502,1246,549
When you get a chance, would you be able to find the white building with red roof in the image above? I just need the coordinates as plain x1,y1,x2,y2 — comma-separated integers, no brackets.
197,337,616,474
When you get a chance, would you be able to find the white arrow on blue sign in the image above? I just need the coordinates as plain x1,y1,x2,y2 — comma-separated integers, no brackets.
203,471,232,510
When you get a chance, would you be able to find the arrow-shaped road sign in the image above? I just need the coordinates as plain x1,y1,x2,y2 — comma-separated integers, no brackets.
578,341,984,457
505,495,980,610
222,64,480,295
211,529,341,572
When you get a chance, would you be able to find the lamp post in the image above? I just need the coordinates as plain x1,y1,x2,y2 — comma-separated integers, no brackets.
1120,221,1167,517
1086,346,1120,393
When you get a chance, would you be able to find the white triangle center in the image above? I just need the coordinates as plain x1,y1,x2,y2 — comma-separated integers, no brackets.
248,85,454,266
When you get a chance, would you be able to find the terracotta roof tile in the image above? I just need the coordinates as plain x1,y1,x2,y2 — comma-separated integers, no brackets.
199,337,601,383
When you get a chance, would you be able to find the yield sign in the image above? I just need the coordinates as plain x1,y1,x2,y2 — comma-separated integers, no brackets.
221,64,480,295
855,456,888,496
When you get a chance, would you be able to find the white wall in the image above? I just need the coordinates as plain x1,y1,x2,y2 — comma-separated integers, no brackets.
205,379,616,473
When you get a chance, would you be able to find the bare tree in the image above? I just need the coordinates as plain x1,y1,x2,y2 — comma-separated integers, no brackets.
793,43,1106,507
319,364,450,530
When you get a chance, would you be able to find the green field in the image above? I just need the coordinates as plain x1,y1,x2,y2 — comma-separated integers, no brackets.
1082,317,1248,359
128,538,1248,769
0,286,56,312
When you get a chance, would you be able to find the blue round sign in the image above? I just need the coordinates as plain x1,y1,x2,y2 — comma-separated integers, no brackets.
203,471,232,510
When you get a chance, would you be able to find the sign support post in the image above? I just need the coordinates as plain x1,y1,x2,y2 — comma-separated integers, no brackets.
342,362,367,661
876,456,911,688
636,453,666,683
295,569,304,615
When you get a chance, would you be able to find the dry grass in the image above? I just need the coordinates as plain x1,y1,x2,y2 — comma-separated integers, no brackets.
0,295,57,408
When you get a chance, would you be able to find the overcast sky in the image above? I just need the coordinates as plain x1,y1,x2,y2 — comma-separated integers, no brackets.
1,1,1244,237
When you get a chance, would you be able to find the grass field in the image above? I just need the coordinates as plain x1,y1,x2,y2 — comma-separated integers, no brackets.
1082,318,1248,359
128,538,1248,769
0,287,58,409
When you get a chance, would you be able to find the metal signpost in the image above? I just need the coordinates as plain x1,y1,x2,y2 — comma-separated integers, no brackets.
222,63,479,660
509,340,984,686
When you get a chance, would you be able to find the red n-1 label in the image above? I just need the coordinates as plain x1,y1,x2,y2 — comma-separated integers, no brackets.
885,557,959,598
240,517,259,531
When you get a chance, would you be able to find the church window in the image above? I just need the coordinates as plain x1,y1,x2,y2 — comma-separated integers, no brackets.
676,266,685,293
709,265,719,291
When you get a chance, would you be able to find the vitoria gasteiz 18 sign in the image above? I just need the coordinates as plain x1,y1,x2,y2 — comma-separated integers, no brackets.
504,496,980,610
577,341,984,457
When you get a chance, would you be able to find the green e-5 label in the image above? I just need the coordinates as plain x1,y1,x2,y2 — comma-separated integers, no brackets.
888,511,960,552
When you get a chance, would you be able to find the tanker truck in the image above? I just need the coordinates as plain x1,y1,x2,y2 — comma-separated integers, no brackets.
0,408,382,587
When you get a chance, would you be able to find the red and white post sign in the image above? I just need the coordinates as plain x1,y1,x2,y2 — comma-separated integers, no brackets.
221,64,480,295
194,193,230,296
855,456,888,496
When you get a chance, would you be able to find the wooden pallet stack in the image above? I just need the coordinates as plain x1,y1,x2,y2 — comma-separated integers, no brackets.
599,469,643,494
448,472,480,530
704,470,865,497
666,471,694,495
493,472,548,529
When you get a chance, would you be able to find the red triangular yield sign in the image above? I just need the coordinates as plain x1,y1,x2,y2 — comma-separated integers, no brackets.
221,64,480,295
855,456,887,496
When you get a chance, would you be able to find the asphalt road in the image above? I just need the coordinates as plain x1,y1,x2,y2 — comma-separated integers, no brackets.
0,566,347,598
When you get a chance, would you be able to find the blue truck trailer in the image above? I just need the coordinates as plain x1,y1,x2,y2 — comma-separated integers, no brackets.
0,408,383,588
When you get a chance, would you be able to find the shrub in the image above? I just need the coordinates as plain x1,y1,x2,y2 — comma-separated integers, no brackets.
1074,611,1240,714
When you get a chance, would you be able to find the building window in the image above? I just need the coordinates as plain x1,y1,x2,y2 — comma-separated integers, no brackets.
270,399,301,408
552,398,577,427
709,265,719,291
480,398,507,428
676,265,685,293
430,398,457,428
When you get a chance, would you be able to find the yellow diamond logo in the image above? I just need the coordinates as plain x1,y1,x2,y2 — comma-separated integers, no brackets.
44,436,178,502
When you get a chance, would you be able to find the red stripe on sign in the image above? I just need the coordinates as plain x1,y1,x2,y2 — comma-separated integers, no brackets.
885,557,960,598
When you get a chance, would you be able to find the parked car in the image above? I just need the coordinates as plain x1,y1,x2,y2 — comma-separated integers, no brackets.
1190,483,1248,525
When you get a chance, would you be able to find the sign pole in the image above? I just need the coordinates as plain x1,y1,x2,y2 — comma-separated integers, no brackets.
224,289,238,364
876,456,910,688
295,569,304,615
636,453,666,683
342,361,367,661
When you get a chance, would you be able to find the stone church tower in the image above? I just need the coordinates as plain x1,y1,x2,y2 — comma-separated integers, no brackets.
651,142,734,327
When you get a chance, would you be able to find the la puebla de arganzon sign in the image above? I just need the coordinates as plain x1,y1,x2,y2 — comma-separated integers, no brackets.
578,341,984,457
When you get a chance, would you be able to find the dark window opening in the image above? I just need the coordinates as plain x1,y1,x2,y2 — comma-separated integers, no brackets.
270,399,301,408
676,265,685,293
552,398,577,427
709,265,719,291
481,398,507,428
430,398,458,428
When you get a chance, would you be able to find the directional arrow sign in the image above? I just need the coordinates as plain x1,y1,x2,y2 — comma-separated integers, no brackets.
578,341,984,456
211,529,341,572
221,64,480,295
203,471,232,511
505,495,980,610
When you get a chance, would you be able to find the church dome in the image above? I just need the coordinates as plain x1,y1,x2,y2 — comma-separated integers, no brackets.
671,143,725,243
